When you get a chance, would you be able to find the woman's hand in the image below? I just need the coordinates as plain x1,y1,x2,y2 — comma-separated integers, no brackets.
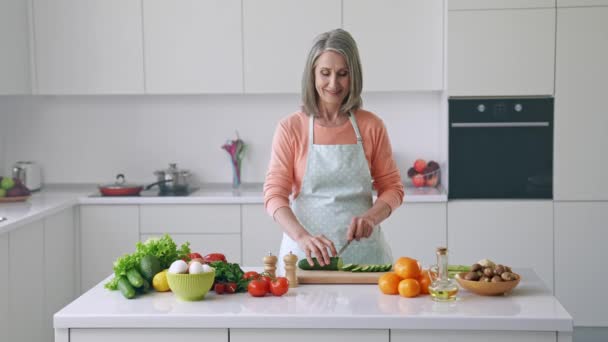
347,216,376,242
297,234,337,267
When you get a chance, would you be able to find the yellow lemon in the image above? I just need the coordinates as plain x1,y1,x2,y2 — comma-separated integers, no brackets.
152,270,170,292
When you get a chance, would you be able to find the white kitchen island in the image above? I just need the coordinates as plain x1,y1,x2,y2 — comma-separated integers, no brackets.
54,269,572,342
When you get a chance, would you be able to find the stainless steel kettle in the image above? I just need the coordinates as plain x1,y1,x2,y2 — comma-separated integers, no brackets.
12,161,42,191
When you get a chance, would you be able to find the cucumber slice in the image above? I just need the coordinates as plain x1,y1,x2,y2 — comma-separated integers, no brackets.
341,263,356,271
351,266,362,272
371,265,380,272
361,265,371,272
383,263,393,272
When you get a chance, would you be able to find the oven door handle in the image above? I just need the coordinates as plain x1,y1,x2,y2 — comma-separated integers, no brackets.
451,122,550,128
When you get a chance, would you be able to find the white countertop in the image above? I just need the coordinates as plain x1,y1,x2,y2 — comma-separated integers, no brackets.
0,183,446,234
54,269,572,332
0,184,93,234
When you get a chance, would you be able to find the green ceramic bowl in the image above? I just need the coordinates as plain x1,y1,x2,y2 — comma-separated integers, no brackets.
166,270,215,301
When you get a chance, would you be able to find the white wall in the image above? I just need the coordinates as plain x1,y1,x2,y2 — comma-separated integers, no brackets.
1,92,443,185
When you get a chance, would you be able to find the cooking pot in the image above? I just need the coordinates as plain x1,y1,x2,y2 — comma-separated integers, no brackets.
99,174,143,196
152,163,191,193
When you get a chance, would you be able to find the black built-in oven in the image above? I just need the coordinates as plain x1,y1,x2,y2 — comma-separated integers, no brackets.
449,97,553,199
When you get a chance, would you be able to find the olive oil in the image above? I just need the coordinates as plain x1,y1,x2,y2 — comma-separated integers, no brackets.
429,247,459,302
429,285,459,302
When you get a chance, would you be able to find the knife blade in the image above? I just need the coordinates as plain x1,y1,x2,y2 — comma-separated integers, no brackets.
337,240,351,258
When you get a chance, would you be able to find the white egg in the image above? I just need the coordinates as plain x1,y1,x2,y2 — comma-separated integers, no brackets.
202,264,213,273
188,261,205,274
169,260,188,274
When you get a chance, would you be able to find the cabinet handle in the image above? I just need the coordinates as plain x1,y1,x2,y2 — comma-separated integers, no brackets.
451,122,550,128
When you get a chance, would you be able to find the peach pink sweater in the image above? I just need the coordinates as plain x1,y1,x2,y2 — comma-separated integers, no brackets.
263,109,404,217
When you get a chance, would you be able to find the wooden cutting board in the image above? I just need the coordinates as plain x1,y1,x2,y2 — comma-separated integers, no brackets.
298,270,387,284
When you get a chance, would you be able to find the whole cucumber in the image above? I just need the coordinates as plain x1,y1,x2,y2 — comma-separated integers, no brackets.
126,268,144,288
117,276,136,299
298,257,343,271
137,278,151,294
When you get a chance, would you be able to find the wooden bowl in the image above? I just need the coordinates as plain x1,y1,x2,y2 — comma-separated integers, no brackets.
455,272,521,296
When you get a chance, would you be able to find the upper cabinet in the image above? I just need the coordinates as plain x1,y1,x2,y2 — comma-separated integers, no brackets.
33,0,144,94
344,0,444,92
554,6,608,201
558,0,608,6
243,0,341,93
448,3,555,96
0,0,31,94
143,0,243,94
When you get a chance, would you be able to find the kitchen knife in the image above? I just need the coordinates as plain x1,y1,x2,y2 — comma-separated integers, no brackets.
337,240,351,258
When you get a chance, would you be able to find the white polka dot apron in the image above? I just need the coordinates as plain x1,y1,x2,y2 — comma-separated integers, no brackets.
278,112,392,274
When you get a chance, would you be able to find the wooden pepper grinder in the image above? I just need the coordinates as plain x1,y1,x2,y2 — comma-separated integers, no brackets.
263,252,278,278
283,251,298,288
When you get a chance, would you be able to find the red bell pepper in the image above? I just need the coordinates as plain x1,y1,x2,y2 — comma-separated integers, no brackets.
204,253,227,263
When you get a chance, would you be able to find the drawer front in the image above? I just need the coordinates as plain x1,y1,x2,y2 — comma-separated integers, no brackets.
231,329,388,342
140,204,240,234
141,233,242,264
71,328,227,342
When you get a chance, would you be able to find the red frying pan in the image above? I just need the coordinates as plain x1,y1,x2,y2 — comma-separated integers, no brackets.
99,174,143,196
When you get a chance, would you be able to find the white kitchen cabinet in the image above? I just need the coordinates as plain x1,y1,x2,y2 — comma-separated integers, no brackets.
392,330,554,342
381,203,447,267
141,233,242,264
140,204,240,234
70,328,228,342
9,221,44,342
241,204,283,267
0,233,9,341
447,201,554,292
448,6,555,96
242,0,341,93
343,0,444,91
554,6,608,201
33,0,144,94
0,0,31,94
80,205,139,292
142,0,243,94
43,208,76,342
449,0,555,10
140,204,241,262
558,0,608,6
555,202,608,326
231,329,388,342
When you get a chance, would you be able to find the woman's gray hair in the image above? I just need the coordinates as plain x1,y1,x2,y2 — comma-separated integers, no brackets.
301,28,363,116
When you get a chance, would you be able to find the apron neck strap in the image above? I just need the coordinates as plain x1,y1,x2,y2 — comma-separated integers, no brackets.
308,111,363,146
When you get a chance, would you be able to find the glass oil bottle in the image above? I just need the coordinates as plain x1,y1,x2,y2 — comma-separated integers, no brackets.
428,247,459,302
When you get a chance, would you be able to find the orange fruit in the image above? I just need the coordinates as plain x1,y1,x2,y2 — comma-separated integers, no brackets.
418,269,431,295
393,257,421,279
378,272,402,295
398,278,421,298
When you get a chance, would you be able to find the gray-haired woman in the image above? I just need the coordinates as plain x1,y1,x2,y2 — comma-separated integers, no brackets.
263,29,404,274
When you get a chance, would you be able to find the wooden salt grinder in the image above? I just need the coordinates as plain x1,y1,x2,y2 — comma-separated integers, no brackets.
283,251,298,288
263,252,278,278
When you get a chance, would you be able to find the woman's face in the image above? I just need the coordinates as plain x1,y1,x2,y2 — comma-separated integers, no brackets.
314,51,350,110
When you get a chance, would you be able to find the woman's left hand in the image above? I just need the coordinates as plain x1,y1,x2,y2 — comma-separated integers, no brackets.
347,216,376,241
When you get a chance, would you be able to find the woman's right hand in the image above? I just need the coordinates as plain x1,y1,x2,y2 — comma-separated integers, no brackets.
297,234,337,267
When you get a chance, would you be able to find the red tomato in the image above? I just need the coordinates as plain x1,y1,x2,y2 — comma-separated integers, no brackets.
258,275,272,293
214,283,225,295
225,282,237,294
243,271,259,280
270,277,289,296
188,252,203,260
204,253,227,263
247,279,268,297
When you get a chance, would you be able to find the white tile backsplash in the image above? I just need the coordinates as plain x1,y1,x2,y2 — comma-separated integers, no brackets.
0,92,444,184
